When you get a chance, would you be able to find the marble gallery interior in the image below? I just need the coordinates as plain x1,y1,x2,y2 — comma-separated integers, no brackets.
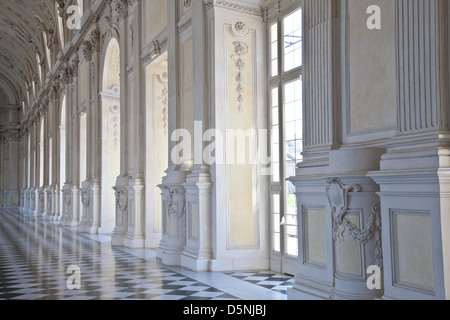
0,0,449,300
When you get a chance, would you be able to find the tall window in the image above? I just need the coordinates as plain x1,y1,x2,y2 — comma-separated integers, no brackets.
77,0,84,16
39,118,44,187
43,31,51,70
36,53,42,86
269,6,303,275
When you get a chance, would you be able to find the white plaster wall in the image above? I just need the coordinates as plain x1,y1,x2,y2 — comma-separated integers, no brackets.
395,213,435,289
348,0,396,133
306,209,327,266
143,0,167,45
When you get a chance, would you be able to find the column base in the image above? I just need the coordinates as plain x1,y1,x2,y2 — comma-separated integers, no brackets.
78,220,89,233
111,231,125,246
98,225,115,235
87,226,100,234
181,254,211,272
144,235,161,249
124,235,145,249
287,276,334,300
158,249,182,267
66,220,80,228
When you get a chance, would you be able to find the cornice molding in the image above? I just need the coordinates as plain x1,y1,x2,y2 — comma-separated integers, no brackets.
178,12,192,33
262,0,300,22
204,0,263,16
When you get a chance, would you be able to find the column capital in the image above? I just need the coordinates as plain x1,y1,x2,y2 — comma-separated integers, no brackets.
82,40,93,62
89,27,101,53
61,66,73,85
113,0,133,19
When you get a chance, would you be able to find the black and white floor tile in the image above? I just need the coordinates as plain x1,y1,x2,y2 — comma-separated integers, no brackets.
225,272,294,295
0,212,292,301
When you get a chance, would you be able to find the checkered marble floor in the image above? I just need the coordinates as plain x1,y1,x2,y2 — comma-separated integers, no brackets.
225,272,294,295
0,212,291,301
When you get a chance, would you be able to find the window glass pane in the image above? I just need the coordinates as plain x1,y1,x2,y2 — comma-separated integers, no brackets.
285,181,298,256
271,60,278,78
271,23,278,77
296,140,303,162
283,9,302,72
272,126,279,147
295,120,302,141
271,23,278,42
271,88,280,183
272,108,279,126
283,78,302,258
271,42,278,60
285,82,296,104
272,87,279,107
286,226,298,256
285,101,296,122
274,213,280,234
273,194,281,252
285,159,296,179
285,122,296,142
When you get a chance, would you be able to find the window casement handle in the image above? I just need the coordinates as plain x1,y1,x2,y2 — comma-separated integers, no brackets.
280,217,296,227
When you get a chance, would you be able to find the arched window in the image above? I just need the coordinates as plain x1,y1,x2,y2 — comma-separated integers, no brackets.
56,2,65,49
39,118,44,187
60,95,67,215
77,0,84,16
27,134,31,188
43,31,51,70
36,53,42,86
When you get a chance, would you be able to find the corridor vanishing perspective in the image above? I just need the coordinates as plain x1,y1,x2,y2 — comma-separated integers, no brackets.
0,212,292,300
1,0,450,301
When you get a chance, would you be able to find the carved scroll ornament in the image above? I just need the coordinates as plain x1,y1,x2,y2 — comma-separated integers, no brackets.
162,186,186,220
326,178,383,267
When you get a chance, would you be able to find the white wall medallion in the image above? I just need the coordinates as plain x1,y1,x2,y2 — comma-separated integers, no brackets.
326,178,383,266
234,21,247,35
230,41,248,112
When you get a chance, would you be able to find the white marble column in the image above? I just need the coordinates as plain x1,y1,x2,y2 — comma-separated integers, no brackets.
36,112,45,217
112,0,132,246
78,42,92,233
181,0,213,272
123,0,146,249
66,59,81,228
29,121,37,215
157,0,189,265
44,97,54,220
85,26,102,235
50,86,61,222
21,130,29,214
60,63,74,226
2,137,20,212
